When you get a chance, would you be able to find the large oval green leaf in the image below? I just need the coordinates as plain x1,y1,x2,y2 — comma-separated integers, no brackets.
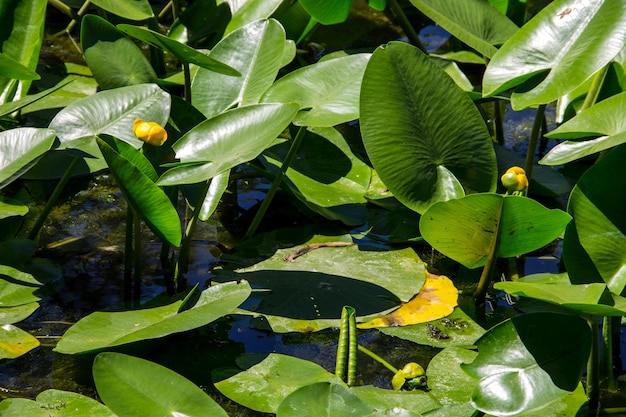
214,353,342,413
483,0,626,110
262,54,370,127
94,353,228,417
409,0,518,58
277,382,374,417
50,83,170,152
541,91,626,165
81,15,157,90
117,24,240,76
54,281,251,354
0,127,56,189
0,323,39,359
360,42,496,214
420,194,571,269
191,19,287,119
97,136,181,247
0,302,38,325
157,103,298,185
565,144,626,295
0,389,116,417
90,0,153,20
462,312,590,416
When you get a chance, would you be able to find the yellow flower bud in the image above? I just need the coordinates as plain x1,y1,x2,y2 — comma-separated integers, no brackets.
401,362,425,378
501,166,529,192
133,119,168,146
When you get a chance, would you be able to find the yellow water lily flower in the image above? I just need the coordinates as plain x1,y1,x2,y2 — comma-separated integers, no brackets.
133,119,168,146
501,166,528,193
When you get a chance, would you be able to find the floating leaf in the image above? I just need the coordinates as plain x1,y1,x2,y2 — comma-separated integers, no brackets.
0,389,116,417
54,281,251,354
0,324,39,359
214,353,342,413
357,273,458,328
277,382,374,417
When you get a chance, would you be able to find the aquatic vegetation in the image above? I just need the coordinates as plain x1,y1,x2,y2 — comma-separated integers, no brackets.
0,0,625,416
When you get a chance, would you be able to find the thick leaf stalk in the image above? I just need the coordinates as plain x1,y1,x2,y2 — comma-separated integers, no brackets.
335,305,357,386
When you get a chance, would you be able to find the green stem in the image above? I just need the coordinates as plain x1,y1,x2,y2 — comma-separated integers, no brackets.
147,18,166,78
124,207,134,301
357,345,398,374
493,100,504,145
388,0,427,53
61,0,91,36
523,103,546,190
28,157,80,241
133,211,141,302
581,65,608,112
587,316,599,411
175,179,212,290
182,63,192,103
474,203,503,304
244,126,307,239
602,316,617,392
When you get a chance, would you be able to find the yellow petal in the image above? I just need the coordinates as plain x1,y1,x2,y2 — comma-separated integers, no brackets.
133,119,168,146
357,272,458,329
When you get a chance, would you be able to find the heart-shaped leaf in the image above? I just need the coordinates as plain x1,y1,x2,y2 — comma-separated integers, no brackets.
462,312,591,416
191,19,287,119
54,281,251,354
0,128,56,189
420,193,571,269
262,54,370,127
50,83,170,152
483,0,626,110
409,0,518,58
94,353,228,417
81,15,157,90
157,103,298,185
360,42,496,214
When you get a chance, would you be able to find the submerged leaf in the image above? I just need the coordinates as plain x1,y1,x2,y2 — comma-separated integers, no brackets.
357,273,458,328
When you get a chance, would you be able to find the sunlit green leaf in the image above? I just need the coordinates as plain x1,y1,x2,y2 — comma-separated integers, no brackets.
0,52,39,80
214,353,342,413
420,194,571,269
0,302,38,325
54,281,251,354
94,353,227,417
262,54,370,127
462,313,590,415
157,103,298,185
277,382,375,416
0,323,39,359
483,0,626,109
298,0,352,24
0,128,56,189
0,389,116,417
223,0,284,34
361,42,496,214
191,19,287,119
50,83,170,152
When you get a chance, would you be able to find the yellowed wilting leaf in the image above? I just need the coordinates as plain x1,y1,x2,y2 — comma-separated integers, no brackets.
357,273,458,329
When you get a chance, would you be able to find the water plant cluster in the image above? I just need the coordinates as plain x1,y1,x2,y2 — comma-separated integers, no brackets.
1,0,625,416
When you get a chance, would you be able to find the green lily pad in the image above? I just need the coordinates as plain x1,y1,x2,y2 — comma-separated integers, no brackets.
462,312,590,416
0,323,39,359
94,352,227,417
215,231,426,331
0,389,116,417
351,385,440,415
54,281,251,354
420,194,571,269
427,347,478,405
213,353,342,413
495,273,626,316
0,302,39,325
277,381,375,416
